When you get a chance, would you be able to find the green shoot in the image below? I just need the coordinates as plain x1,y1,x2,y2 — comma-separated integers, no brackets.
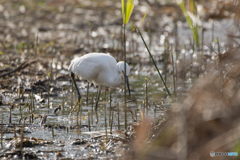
140,11,147,26
121,0,135,131
178,0,200,48
171,48,176,98
122,0,134,25
216,37,220,55
135,25,171,97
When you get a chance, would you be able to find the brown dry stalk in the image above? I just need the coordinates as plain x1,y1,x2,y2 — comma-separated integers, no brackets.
0,60,38,78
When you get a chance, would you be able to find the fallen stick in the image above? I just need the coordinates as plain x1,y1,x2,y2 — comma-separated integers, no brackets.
0,60,37,78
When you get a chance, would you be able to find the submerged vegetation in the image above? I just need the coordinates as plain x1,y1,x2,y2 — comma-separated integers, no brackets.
0,0,240,159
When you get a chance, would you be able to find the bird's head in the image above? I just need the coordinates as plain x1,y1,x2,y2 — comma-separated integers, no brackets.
117,61,130,78
117,61,131,97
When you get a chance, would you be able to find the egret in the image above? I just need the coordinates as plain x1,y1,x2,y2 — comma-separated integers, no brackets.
68,53,131,122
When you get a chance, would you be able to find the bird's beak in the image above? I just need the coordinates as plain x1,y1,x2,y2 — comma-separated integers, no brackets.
126,76,131,98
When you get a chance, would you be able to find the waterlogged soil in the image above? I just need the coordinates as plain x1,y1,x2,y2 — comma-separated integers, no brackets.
0,0,238,159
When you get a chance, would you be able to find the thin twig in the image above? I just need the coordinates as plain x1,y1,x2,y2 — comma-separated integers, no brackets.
227,34,240,39
205,44,219,56
0,60,38,77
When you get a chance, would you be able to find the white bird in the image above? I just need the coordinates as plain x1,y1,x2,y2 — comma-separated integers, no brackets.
68,53,131,122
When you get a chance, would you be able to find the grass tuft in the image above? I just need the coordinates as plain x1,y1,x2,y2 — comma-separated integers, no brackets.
122,0,134,25
178,0,200,48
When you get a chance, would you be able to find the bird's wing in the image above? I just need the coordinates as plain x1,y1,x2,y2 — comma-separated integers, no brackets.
68,53,118,86
68,56,105,83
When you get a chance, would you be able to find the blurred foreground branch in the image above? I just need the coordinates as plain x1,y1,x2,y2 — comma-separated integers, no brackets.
0,60,38,78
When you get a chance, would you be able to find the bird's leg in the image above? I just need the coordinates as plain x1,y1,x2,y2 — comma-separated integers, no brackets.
95,85,102,123
71,72,81,101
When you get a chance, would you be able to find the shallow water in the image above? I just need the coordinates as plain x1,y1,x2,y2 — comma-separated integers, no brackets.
1,73,178,159
0,0,236,158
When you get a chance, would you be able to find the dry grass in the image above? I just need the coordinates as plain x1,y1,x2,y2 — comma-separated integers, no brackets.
129,48,240,160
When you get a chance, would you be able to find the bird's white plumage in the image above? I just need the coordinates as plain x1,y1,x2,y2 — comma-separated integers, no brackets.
68,53,130,88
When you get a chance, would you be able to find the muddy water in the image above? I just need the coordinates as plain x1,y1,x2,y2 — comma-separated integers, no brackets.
0,16,233,158
0,0,236,158
0,73,174,159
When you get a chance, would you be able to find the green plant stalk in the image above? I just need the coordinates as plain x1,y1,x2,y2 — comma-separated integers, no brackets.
131,25,134,53
174,22,178,58
105,87,106,101
55,57,58,84
30,86,33,112
50,59,53,82
184,44,187,78
124,25,127,131
77,100,82,126
135,26,171,97
145,78,148,115
135,99,138,122
20,119,25,153
31,113,34,124
88,110,91,132
92,93,94,125
22,96,30,111
164,41,167,84
21,94,30,112
14,123,16,139
174,22,178,80
19,86,22,119
29,114,31,124
35,32,38,55
112,29,115,53
141,11,147,26
48,75,50,114
171,49,176,98
105,104,107,139
109,89,111,125
80,100,82,126
179,1,200,48
71,78,73,110
77,100,79,126
28,102,31,123
31,85,34,111
212,20,214,43
148,20,152,50
86,82,89,106
191,40,194,78
1,109,3,149
154,104,156,125
216,37,220,55
52,124,54,138
142,101,145,115
110,106,113,134
122,0,134,131
33,93,35,111
201,27,204,64
62,88,64,110
118,102,120,130
9,106,12,124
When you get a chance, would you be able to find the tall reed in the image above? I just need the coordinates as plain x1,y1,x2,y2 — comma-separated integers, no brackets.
135,26,171,97
121,0,135,131
178,0,200,48
47,73,50,114
171,46,176,98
